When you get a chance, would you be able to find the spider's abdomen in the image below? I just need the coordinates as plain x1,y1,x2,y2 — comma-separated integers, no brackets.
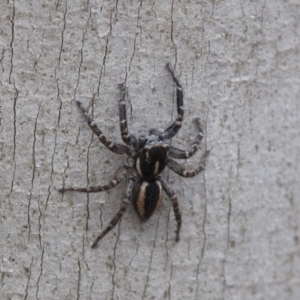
132,179,163,220
136,141,169,177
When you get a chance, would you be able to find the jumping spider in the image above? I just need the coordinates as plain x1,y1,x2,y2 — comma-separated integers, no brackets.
59,63,209,248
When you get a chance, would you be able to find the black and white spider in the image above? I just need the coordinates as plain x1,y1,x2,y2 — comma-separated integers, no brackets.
59,63,209,248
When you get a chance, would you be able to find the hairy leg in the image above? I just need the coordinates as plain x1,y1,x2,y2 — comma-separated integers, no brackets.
118,83,138,148
91,176,135,248
76,101,130,155
160,178,182,241
59,167,126,193
159,63,184,140
169,118,204,159
167,150,210,177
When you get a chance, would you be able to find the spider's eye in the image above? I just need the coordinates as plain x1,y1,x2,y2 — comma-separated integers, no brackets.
146,140,164,146
145,140,169,150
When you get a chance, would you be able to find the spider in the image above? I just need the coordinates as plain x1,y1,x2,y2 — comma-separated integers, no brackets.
59,63,209,248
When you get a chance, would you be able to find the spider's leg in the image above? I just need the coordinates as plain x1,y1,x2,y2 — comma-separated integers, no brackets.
76,101,130,155
119,83,138,148
169,118,204,159
91,176,135,248
159,63,184,140
159,178,181,241
59,167,126,193
167,150,210,178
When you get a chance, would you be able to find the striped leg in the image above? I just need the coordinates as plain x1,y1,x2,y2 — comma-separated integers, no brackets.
119,83,138,147
76,101,130,155
167,150,210,178
59,167,126,193
159,63,184,140
169,118,204,159
160,179,181,241
91,177,135,248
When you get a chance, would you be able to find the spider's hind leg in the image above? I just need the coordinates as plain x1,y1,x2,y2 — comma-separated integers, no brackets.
159,178,182,241
91,177,135,248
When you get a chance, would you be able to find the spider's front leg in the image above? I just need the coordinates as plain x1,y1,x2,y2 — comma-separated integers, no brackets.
167,150,210,178
159,63,184,140
159,179,181,241
118,83,138,148
91,176,135,248
59,167,126,193
169,118,204,159
76,101,130,155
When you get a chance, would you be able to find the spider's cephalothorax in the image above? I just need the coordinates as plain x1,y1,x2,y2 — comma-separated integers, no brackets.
136,140,170,177
59,63,209,248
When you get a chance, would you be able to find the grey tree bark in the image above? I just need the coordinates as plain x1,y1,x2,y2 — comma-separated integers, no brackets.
0,0,299,299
